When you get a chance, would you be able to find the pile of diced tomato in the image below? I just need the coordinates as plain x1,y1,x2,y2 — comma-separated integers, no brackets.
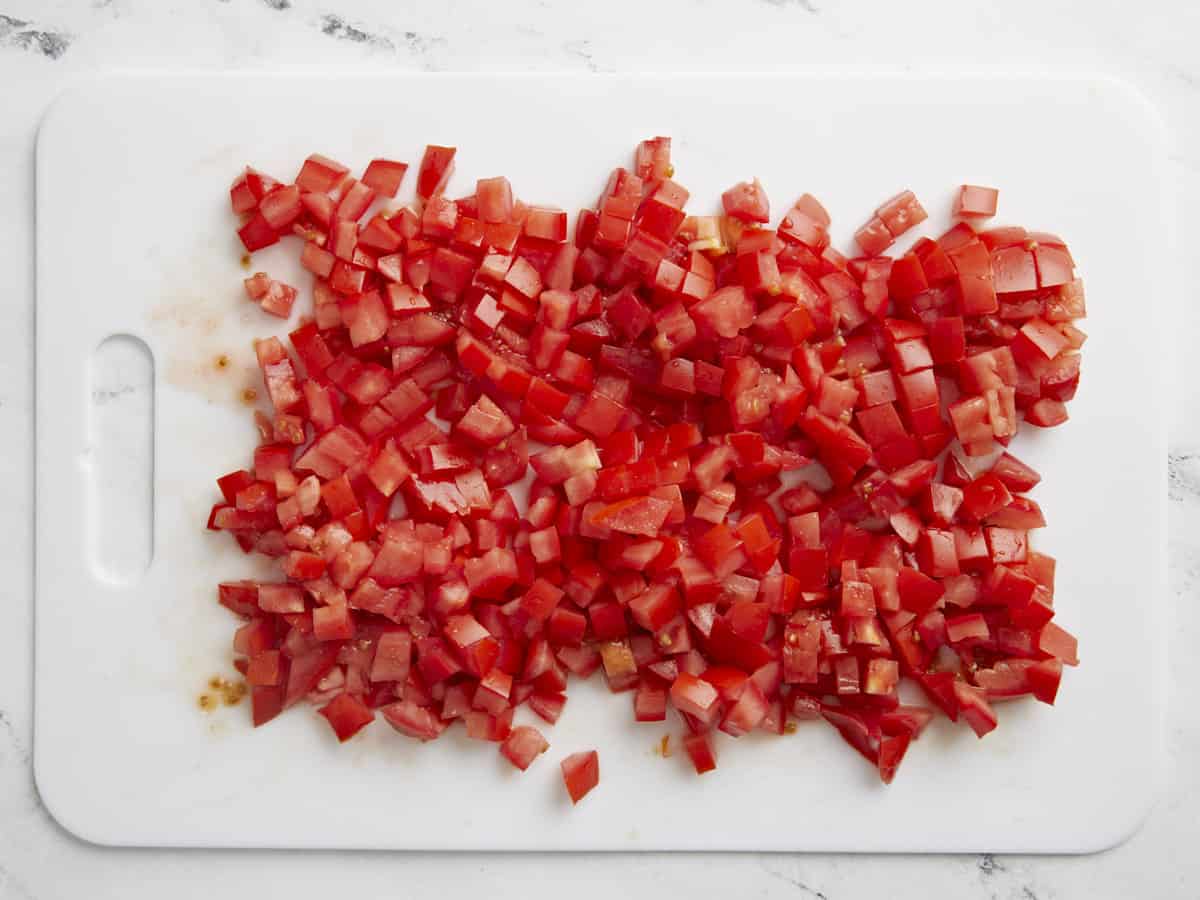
211,136,1083,794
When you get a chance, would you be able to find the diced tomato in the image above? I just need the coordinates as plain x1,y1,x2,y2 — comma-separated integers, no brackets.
361,158,408,197
382,700,443,742
560,750,600,803
897,567,945,613
370,630,412,683
721,178,769,223
876,190,927,237
683,733,717,774
212,139,1085,789
955,185,998,218
953,681,999,737
670,672,719,721
294,154,347,193
1038,621,1079,666
525,207,568,243
1034,245,1074,288
238,213,278,252
500,725,550,771
628,583,681,632
855,216,893,256
991,246,1038,294
588,496,672,537
416,145,456,200
318,693,374,742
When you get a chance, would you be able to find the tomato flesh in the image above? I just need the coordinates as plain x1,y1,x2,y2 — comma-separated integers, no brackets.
318,692,375,742
500,725,550,771
955,185,999,218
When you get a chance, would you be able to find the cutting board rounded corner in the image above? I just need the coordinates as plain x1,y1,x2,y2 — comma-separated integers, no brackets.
1086,72,1172,152
32,746,123,849
1072,782,1162,856
35,78,109,171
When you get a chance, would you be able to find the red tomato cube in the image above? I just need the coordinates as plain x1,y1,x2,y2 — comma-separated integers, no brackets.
560,750,600,804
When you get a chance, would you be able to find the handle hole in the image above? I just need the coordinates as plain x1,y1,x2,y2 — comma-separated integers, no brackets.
89,335,155,584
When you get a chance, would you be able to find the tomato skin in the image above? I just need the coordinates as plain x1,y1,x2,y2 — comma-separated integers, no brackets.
887,254,928,301
953,681,998,738
251,684,286,727
1027,658,1064,704
1040,353,1081,402
928,316,966,364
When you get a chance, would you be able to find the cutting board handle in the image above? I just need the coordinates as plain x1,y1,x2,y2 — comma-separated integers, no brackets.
87,333,156,585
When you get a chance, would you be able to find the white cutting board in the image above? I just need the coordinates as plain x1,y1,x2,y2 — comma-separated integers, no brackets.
35,73,1167,852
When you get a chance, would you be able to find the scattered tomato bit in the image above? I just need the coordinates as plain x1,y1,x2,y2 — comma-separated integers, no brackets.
955,185,1000,219
683,734,717,774
561,750,600,803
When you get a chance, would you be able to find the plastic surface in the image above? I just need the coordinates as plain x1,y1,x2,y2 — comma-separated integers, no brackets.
34,73,1166,851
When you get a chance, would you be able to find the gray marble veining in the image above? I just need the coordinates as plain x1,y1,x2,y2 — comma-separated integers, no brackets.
0,13,71,59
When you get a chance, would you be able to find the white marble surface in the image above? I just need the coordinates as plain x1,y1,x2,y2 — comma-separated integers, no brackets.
2,0,1198,896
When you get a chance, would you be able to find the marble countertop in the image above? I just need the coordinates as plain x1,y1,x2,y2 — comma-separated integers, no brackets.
3,0,1198,897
